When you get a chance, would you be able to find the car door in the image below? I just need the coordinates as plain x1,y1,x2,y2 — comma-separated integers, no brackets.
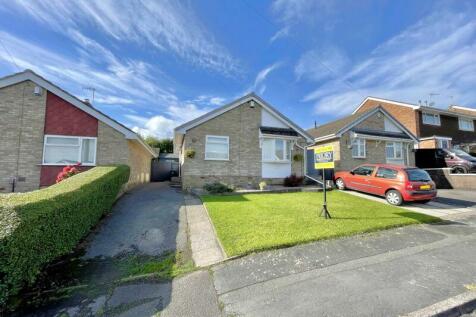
373,167,399,196
347,165,376,193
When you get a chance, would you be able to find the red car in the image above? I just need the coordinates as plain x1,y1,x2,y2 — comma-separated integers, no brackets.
334,164,437,206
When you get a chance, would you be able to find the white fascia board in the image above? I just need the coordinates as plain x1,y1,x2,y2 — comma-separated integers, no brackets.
174,93,314,143
449,105,476,112
352,96,419,114
352,133,416,143
313,134,337,143
419,136,453,141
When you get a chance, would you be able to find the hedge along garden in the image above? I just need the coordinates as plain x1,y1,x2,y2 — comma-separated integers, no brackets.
0,165,130,307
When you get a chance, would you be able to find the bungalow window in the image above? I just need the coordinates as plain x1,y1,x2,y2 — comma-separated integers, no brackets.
437,138,450,149
351,138,366,158
205,135,229,160
262,138,291,162
43,135,97,165
458,117,474,131
386,142,403,159
422,112,440,126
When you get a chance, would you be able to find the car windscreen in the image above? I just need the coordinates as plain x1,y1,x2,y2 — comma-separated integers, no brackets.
451,148,473,159
405,169,432,182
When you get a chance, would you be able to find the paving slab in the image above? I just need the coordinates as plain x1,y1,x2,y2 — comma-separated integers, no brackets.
185,194,225,267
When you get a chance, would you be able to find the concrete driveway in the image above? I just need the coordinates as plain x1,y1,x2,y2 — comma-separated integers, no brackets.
344,189,476,218
21,182,221,317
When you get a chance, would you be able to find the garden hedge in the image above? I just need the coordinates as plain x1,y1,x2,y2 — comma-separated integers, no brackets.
0,165,130,306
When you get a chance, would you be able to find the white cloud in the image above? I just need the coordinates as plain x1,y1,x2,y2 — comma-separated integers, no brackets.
209,97,226,106
305,10,476,116
2,0,240,76
269,26,290,43
295,46,349,82
0,30,177,108
128,103,210,138
251,62,282,94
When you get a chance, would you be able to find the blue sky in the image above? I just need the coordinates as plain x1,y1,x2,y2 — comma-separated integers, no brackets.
0,0,475,138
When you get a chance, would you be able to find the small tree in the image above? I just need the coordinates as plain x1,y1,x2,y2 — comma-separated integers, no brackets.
144,136,173,153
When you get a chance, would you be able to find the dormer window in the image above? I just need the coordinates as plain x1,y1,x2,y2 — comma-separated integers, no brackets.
422,112,440,126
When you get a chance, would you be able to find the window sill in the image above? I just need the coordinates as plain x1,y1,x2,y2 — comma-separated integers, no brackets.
422,122,440,126
459,128,474,132
352,156,366,159
40,163,96,166
204,158,229,161
262,160,291,164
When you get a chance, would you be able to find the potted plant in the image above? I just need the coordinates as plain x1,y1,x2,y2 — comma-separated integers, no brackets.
185,149,196,159
259,181,267,191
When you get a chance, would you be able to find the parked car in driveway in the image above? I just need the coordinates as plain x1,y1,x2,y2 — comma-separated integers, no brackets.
334,164,437,206
415,148,476,174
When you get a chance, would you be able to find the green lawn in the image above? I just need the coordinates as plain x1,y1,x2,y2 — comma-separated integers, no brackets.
202,191,440,257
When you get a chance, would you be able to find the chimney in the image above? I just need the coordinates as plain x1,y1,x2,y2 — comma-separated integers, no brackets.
84,98,91,106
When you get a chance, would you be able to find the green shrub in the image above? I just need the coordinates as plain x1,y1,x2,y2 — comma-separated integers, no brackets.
203,182,233,194
0,165,130,307
283,174,304,187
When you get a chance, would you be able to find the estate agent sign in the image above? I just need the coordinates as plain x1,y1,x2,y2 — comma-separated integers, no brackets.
313,145,335,219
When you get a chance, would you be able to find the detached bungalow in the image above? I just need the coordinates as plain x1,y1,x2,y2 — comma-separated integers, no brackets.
174,93,313,189
0,70,156,192
307,106,418,171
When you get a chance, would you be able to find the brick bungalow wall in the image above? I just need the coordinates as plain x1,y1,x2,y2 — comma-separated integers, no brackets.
181,101,306,189
0,81,46,192
0,79,152,192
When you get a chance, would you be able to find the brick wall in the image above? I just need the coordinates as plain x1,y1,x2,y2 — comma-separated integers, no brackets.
127,140,153,188
181,101,261,189
0,81,46,192
419,139,437,149
355,99,419,136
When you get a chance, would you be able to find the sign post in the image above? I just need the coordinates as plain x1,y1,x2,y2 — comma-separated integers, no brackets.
313,145,335,219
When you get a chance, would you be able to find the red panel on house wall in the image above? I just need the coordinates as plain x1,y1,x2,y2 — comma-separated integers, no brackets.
41,91,99,186
40,166,93,187
44,91,98,136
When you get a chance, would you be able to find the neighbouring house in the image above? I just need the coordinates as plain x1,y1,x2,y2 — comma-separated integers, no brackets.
0,70,156,192
307,106,419,171
173,93,314,189
353,97,476,154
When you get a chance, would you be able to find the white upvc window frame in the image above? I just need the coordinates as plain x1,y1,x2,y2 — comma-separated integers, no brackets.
42,134,97,166
458,117,474,131
422,112,441,126
205,135,229,161
261,137,292,163
436,138,451,149
352,138,366,158
385,141,404,159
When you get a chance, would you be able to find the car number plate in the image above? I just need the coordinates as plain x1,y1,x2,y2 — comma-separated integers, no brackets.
420,185,431,190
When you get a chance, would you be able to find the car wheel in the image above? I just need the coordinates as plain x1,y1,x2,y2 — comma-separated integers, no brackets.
335,178,346,190
451,166,467,174
386,190,403,206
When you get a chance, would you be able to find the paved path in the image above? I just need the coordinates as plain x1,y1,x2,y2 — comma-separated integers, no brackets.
213,213,476,317
344,189,476,218
185,194,226,267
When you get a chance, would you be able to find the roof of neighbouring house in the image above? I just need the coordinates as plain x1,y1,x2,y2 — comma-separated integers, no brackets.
0,69,156,157
307,106,418,143
307,108,375,139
